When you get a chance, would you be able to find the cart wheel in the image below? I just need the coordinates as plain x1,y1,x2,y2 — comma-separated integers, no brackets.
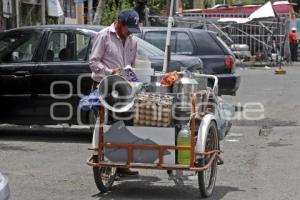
197,121,219,198
92,156,117,193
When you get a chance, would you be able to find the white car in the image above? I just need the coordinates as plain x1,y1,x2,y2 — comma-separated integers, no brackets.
0,173,10,200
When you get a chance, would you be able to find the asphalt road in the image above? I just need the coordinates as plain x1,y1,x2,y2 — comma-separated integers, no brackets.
1,66,300,200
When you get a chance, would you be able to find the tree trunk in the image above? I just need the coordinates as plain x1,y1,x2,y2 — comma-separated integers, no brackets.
93,0,107,25
88,0,93,24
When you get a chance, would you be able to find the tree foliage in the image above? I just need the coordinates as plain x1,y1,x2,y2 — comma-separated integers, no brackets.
99,0,163,25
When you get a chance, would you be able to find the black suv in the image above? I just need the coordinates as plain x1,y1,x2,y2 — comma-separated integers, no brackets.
0,25,202,126
137,27,241,96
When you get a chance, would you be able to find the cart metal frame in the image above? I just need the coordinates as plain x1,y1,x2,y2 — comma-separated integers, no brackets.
86,90,224,172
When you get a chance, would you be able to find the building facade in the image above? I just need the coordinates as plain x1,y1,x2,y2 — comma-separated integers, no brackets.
0,0,4,31
0,0,15,31
0,0,79,31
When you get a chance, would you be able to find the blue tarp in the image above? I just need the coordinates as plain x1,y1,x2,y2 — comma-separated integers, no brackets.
79,90,101,111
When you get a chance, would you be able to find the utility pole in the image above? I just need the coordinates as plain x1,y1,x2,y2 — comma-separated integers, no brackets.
15,0,20,27
88,0,93,24
93,0,107,25
76,0,84,24
163,0,175,72
41,0,46,24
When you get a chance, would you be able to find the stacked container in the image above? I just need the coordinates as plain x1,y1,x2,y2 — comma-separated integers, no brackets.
133,93,173,127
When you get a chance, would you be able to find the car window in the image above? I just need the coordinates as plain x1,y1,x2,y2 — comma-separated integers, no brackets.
134,36,164,58
76,33,90,61
46,31,87,62
46,32,70,62
176,32,194,55
144,31,176,52
0,31,42,63
216,35,234,55
144,31,194,55
191,31,224,55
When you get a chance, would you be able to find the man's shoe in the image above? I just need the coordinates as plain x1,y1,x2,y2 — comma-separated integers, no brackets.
117,168,139,177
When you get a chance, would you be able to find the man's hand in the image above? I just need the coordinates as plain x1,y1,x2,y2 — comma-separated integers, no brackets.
112,68,122,75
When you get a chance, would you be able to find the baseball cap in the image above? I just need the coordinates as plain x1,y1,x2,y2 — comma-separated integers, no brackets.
292,27,297,31
118,9,141,34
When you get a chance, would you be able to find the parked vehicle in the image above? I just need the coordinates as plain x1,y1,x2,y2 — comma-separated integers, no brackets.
136,27,241,96
0,25,202,126
0,172,10,200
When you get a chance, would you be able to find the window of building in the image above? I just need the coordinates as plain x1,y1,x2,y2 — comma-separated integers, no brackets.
62,0,76,18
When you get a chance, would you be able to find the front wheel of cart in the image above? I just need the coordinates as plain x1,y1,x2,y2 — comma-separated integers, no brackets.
197,121,219,198
93,156,117,193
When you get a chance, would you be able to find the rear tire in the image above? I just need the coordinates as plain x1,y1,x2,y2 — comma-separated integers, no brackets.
197,121,219,198
92,156,117,193
90,83,116,193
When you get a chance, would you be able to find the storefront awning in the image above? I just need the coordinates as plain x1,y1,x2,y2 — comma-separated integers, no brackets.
218,1,278,24
249,1,277,21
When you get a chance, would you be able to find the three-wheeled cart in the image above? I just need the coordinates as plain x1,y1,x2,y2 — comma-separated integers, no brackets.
86,74,227,198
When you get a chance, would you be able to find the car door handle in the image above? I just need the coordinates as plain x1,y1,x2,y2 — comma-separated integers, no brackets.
13,71,30,78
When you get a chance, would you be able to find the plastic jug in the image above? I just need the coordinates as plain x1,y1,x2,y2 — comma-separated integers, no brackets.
177,126,191,165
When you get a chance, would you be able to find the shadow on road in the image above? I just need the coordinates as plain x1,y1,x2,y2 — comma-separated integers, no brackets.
91,175,245,200
0,143,36,152
208,186,245,200
0,129,92,144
